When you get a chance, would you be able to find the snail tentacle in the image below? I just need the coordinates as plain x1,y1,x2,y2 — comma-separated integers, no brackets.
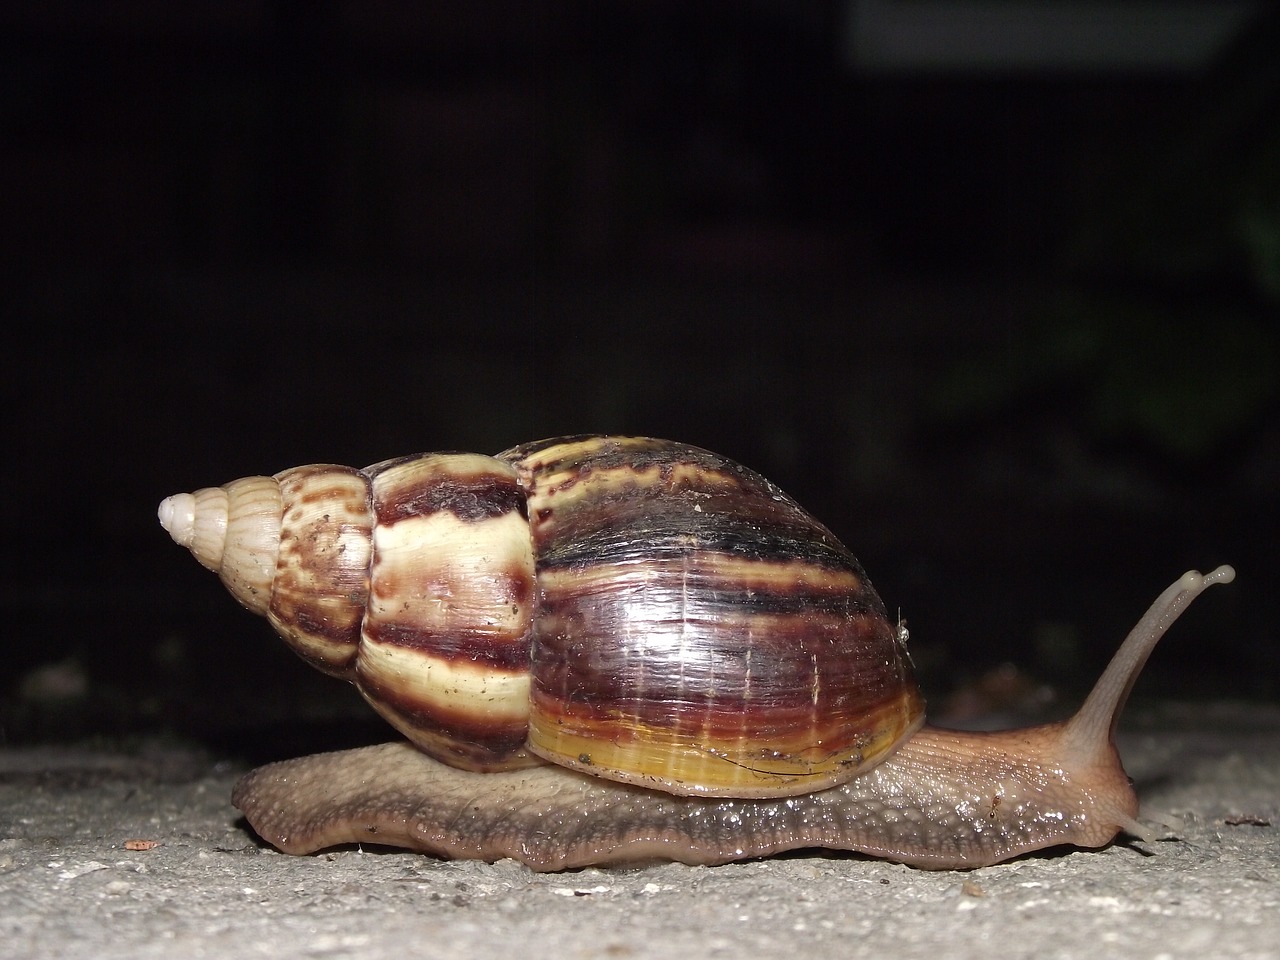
1062,566,1235,760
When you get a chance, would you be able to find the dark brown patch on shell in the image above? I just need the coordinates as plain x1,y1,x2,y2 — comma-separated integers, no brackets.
364,618,532,671
354,669,532,768
370,460,526,525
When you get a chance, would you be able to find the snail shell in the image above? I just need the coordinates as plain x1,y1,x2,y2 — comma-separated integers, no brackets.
159,435,922,797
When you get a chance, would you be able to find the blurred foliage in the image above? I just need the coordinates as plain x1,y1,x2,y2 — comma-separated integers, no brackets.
933,296,1275,459
934,9,1280,461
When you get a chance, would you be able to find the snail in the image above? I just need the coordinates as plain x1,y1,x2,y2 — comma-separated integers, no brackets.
158,435,1234,871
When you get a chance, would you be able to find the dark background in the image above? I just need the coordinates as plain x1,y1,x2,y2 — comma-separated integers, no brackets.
3,2,1276,760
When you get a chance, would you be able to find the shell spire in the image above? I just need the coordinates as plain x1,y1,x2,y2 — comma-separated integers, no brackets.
159,457,540,772
158,477,283,615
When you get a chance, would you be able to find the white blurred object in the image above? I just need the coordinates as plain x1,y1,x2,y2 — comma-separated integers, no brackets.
845,0,1266,73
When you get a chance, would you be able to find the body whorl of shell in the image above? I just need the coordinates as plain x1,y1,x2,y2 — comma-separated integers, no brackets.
498,436,923,796
160,435,924,796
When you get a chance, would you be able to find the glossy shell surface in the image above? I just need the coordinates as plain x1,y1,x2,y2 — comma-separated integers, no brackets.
503,436,923,796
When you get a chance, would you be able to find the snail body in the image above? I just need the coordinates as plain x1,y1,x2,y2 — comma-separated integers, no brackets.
159,435,1234,870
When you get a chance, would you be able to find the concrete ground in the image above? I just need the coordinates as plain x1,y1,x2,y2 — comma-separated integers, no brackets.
3,702,1277,960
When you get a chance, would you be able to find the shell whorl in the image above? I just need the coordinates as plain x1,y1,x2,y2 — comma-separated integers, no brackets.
158,477,282,616
501,436,923,796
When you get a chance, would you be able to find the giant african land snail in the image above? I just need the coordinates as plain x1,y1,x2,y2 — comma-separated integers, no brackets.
158,435,1234,870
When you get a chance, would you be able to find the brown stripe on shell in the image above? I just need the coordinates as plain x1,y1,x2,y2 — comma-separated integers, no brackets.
364,616,531,671
354,452,537,770
531,683,915,743
368,452,528,525
354,642,536,771
267,464,373,678
502,436,857,572
538,551,885,620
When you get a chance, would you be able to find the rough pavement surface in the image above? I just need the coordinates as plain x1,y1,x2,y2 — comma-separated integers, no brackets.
3,703,1277,960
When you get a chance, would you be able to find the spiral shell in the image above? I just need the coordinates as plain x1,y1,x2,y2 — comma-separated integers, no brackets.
160,435,924,797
